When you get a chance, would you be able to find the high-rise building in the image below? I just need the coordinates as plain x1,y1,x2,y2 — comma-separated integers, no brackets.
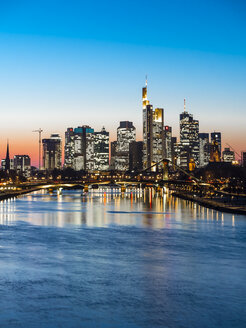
64,126,95,171
211,132,221,159
110,141,117,170
222,148,235,163
142,81,164,170
14,155,31,177
164,126,172,161
94,127,109,171
64,128,75,168
73,129,84,171
42,134,62,171
180,100,199,168
199,133,210,167
115,121,136,171
129,141,143,172
210,140,221,162
171,137,177,166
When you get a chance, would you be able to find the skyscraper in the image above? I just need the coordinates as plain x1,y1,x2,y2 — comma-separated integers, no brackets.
115,121,136,171
164,126,172,161
179,100,199,168
64,126,95,171
199,133,210,167
129,141,143,172
94,127,109,171
142,81,164,170
110,141,117,170
210,141,220,162
42,134,62,171
64,128,75,168
211,132,221,159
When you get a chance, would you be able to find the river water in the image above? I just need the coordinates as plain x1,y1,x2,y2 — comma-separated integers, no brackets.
0,189,245,328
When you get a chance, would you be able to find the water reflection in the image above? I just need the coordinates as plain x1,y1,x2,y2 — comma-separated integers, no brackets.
0,189,243,229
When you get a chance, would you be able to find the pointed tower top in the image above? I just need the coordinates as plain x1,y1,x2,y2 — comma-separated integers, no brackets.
6,140,9,160
145,75,147,87
184,98,186,112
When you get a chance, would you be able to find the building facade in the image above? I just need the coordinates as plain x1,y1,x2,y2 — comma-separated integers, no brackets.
222,147,235,163
64,128,75,168
94,127,109,171
64,126,95,171
129,141,143,172
179,103,199,168
14,155,31,177
199,133,210,167
211,132,221,160
142,81,164,170
164,126,172,161
42,134,62,171
115,121,136,171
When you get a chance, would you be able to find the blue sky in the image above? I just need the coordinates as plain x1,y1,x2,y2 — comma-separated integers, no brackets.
0,0,245,162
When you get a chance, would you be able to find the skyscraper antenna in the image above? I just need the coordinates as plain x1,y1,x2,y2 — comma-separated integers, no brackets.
145,75,147,87
184,98,186,112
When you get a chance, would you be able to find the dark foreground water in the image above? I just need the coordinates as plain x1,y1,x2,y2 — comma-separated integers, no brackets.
0,189,246,328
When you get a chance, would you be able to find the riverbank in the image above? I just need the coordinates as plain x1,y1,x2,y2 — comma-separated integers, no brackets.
172,191,246,215
0,187,42,201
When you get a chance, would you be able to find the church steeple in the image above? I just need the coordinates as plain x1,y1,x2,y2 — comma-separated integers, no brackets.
5,140,10,172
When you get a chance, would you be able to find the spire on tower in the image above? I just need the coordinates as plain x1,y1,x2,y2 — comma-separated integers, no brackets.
5,140,10,172
184,98,186,112
145,75,148,87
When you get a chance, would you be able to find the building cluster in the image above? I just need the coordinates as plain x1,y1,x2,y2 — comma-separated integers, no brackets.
1,81,245,176
1,142,31,177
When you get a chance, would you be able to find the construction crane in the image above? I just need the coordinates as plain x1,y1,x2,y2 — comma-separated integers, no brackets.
33,128,43,170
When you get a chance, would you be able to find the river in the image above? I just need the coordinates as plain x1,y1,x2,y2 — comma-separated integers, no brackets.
0,189,245,327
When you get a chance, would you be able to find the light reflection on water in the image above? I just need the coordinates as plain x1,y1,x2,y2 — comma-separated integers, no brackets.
0,189,245,328
0,189,241,229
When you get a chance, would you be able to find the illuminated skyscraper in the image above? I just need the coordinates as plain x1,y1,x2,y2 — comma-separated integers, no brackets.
42,134,62,171
64,128,75,168
199,133,210,167
115,121,136,171
64,126,95,171
94,127,109,171
210,140,221,162
211,132,222,159
142,81,164,169
164,126,172,161
179,100,199,168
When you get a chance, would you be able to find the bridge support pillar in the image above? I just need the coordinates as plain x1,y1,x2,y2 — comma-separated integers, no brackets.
57,187,63,195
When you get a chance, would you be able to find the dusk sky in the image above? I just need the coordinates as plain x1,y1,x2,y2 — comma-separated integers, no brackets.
0,0,246,165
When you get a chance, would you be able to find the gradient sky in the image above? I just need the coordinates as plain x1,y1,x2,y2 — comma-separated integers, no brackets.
0,0,246,165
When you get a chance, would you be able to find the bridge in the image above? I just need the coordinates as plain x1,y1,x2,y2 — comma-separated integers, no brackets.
0,157,245,205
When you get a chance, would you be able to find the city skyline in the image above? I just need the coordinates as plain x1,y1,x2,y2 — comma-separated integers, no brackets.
0,0,246,165
1,85,244,168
